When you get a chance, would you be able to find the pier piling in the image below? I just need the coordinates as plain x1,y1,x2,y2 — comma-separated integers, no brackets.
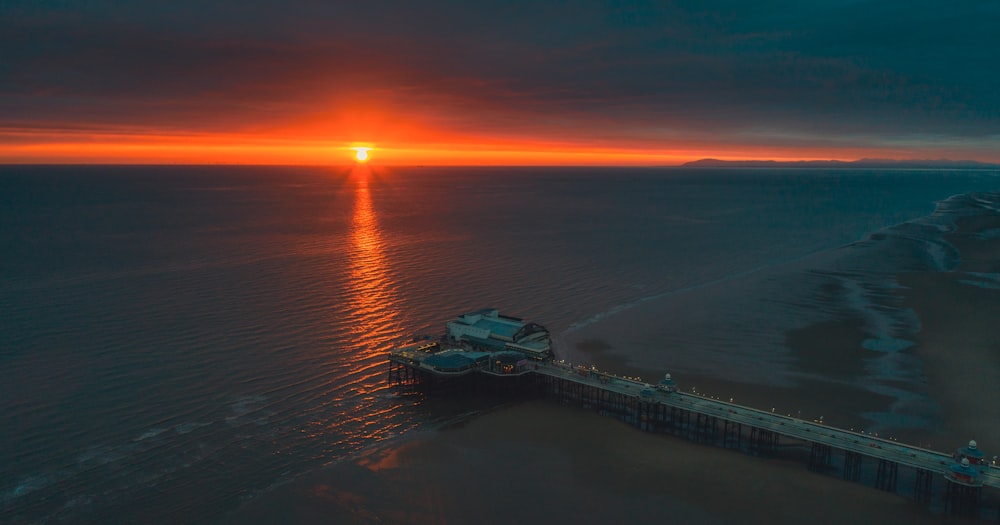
875,459,899,492
843,450,863,482
945,480,982,516
389,345,999,520
808,442,832,472
723,420,742,449
914,468,933,503
750,427,778,455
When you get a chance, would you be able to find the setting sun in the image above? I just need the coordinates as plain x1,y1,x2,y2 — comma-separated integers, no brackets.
353,147,370,162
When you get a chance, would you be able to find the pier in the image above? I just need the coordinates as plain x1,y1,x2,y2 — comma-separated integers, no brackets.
389,344,999,518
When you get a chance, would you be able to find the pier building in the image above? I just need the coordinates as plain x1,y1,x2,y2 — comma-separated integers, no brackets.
445,308,552,360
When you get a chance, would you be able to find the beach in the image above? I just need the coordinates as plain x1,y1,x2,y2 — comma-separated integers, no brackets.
898,211,1000,447
224,401,965,525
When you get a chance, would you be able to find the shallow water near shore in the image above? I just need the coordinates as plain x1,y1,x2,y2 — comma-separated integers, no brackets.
2,165,999,523
223,401,974,525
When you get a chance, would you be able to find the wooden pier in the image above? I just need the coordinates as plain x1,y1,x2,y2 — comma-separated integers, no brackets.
388,353,999,518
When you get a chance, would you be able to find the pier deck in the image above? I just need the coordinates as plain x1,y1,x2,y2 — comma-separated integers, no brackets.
530,360,1000,489
388,350,999,490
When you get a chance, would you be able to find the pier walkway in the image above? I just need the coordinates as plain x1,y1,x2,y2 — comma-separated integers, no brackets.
529,360,1000,489
388,348,999,492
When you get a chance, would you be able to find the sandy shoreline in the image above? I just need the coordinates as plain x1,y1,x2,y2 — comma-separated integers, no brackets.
897,212,1000,448
573,331,896,437
900,272,1000,446
224,401,955,525
563,205,1000,452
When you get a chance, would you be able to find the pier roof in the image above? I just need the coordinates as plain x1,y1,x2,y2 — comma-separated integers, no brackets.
461,316,521,338
424,353,475,371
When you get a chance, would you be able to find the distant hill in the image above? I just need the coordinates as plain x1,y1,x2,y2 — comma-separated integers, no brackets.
683,158,999,169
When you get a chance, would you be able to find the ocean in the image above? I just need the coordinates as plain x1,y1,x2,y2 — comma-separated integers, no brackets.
2,165,998,523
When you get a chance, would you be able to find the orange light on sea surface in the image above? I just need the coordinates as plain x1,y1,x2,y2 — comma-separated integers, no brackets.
345,165,400,356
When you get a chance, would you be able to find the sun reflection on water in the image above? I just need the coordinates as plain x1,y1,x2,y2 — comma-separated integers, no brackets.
345,164,404,362
304,165,415,450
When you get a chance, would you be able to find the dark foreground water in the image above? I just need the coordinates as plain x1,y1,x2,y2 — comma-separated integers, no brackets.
1,165,998,523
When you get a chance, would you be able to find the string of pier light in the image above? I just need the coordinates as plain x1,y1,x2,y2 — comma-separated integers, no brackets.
556,360,914,445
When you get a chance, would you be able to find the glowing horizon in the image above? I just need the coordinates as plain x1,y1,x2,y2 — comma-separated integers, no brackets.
0,129,982,166
3,2,998,167
1,115,995,166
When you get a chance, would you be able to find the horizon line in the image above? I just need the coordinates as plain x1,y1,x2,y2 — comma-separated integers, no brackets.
2,159,998,169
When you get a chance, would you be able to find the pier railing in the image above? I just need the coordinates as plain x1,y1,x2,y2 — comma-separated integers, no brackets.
387,350,999,499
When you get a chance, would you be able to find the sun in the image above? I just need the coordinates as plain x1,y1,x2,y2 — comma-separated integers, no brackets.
352,147,371,163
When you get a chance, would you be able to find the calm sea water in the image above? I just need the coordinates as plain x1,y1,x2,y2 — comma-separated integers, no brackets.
1,165,998,523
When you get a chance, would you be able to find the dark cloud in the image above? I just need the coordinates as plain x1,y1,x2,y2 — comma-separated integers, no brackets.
1,0,998,157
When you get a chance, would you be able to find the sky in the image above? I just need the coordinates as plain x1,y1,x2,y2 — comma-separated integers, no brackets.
1,0,999,165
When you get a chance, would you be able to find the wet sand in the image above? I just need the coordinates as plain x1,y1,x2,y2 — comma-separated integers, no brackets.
574,333,893,437
900,272,1000,446
560,246,913,438
564,210,1000,451
896,212,1000,447
224,401,957,525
